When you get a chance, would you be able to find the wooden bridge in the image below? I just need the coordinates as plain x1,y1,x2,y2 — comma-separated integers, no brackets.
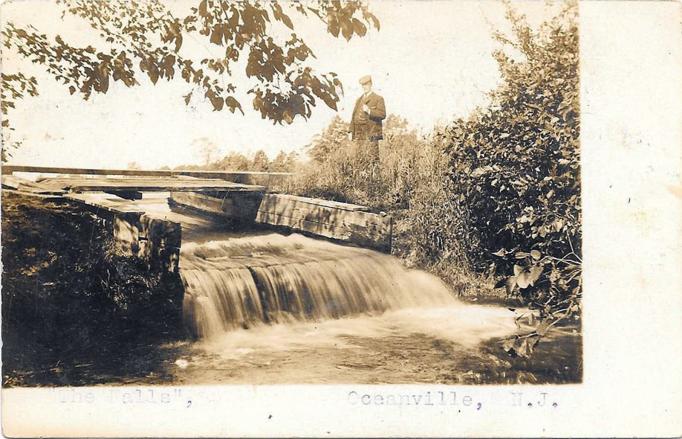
1,165,392,252
1,164,292,185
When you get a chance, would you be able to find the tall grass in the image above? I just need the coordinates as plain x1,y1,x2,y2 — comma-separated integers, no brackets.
290,1,580,356
287,115,497,298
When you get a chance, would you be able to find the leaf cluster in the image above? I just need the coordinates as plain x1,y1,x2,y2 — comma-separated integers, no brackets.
438,1,581,356
0,73,38,161
1,0,379,138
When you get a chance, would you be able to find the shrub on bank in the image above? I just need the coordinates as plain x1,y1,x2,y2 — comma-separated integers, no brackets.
290,115,443,209
290,2,581,356
437,3,581,355
288,115,493,297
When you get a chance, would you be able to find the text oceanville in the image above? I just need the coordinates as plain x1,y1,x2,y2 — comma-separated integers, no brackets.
347,390,481,409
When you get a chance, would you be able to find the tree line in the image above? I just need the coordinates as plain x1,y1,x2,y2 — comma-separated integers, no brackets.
149,148,300,173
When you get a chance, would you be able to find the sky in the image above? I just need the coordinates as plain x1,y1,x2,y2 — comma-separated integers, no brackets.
1,0,556,169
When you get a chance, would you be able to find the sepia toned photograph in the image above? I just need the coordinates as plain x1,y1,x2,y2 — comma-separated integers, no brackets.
0,0,584,392
3,0,682,435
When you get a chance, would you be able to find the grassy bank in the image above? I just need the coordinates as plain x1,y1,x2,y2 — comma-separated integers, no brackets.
284,3,581,361
283,117,503,303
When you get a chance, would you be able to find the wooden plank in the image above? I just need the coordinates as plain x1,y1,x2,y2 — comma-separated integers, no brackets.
259,193,369,212
1,175,66,195
170,191,226,214
169,191,263,221
255,193,392,251
256,208,390,235
256,194,371,226
256,210,391,239
64,193,145,217
2,165,292,182
256,203,386,230
37,176,263,191
257,211,392,251
34,176,266,193
256,194,388,229
1,175,22,190
257,211,359,241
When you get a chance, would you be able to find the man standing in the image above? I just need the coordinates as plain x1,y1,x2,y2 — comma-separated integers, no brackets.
350,75,386,162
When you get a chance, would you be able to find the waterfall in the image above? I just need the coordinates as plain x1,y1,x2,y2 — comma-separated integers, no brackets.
180,233,459,338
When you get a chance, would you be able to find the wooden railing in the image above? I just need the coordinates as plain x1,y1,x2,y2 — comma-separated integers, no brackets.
1,165,293,186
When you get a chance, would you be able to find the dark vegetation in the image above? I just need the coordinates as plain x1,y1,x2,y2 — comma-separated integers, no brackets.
289,2,581,358
172,148,299,173
1,191,184,386
1,0,381,385
1,0,580,379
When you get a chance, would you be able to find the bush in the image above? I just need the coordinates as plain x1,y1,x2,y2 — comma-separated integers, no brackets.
291,2,581,357
434,2,580,355
289,115,493,296
291,115,440,209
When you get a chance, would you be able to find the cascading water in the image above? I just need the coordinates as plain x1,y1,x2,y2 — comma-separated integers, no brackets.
179,233,460,338
79,194,576,384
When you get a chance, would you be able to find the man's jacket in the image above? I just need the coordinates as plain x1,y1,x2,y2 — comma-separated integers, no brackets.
350,92,386,141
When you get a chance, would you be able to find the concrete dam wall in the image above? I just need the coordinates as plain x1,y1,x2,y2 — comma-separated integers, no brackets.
2,170,393,339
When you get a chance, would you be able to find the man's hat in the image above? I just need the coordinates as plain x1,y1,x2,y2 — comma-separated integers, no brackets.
359,75,372,85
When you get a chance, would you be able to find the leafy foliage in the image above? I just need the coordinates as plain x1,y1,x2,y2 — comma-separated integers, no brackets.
436,1,581,356
292,115,441,210
1,73,38,161
293,2,581,357
1,0,379,160
269,150,299,172
175,147,298,173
